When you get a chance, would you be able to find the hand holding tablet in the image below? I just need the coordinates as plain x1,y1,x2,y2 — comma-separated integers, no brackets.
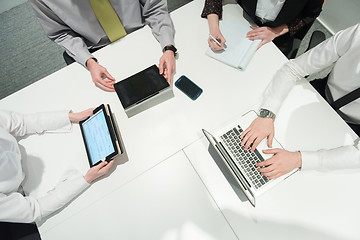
79,104,123,167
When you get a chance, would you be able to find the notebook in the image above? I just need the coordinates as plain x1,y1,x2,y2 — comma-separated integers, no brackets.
203,110,298,206
206,21,261,70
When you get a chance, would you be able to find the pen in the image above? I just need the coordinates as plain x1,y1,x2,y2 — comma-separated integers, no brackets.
209,34,223,48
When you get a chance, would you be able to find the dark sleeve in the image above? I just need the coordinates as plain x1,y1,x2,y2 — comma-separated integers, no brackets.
288,0,323,36
201,0,223,19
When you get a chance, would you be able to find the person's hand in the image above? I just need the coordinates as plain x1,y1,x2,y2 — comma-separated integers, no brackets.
240,117,274,152
246,24,289,49
256,149,302,179
207,13,226,51
69,108,94,123
159,49,175,84
86,58,115,92
84,160,114,183
208,30,226,51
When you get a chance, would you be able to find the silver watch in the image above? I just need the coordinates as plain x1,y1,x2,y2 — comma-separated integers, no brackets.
259,108,276,120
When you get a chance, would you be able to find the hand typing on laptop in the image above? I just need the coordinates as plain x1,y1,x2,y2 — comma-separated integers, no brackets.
240,115,302,180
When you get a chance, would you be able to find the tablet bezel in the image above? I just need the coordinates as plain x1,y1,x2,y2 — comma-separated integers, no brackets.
114,64,170,109
79,104,119,167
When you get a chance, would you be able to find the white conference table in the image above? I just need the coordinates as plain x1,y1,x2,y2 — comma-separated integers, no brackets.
1,0,359,239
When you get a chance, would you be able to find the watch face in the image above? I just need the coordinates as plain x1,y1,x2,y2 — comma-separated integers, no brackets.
260,109,269,117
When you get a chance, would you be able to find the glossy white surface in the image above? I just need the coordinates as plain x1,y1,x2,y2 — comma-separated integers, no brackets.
41,151,238,240
1,0,357,239
184,79,360,240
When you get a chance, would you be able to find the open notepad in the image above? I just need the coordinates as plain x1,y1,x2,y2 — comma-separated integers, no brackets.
206,21,261,70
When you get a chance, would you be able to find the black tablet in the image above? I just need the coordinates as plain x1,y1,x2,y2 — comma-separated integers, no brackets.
79,104,121,167
114,65,170,109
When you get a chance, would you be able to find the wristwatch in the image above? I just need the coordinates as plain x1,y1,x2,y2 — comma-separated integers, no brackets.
163,45,178,56
259,108,276,121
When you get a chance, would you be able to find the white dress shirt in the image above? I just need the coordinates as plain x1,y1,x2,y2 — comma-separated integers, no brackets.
30,0,175,67
261,23,360,171
0,111,90,223
255,0,286,22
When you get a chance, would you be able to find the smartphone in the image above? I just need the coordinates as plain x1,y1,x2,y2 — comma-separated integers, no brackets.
175,75,203,100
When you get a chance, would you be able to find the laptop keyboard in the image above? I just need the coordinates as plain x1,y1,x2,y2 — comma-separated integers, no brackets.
220,126,269,189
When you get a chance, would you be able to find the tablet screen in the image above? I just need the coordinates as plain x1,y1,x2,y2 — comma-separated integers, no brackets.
82,109,115,165
114,65,169,109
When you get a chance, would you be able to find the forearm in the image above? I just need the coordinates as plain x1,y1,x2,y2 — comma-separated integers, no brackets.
0,169,89,223
54,33,93,67
30,0,92,66
207,14,220,33
201,0,222,19
0,111,71,136
301,140,360,171
287,0,323,36
272,24,289,38
37,169,90,220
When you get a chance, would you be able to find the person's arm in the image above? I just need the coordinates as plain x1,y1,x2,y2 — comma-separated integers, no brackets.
246,24,289,49
201,0,226,51
256,139,360,179
0,109,95,137
301,140,360,171
0,110,71,137
29,0,92,67
246,0,323,48
29,0,115,91
0,170,89,223
0,161,113,223
287,0,323,37
141,0,176,83
240,24,358,150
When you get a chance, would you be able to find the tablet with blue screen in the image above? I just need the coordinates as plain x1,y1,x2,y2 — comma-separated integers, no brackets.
79,104,122,167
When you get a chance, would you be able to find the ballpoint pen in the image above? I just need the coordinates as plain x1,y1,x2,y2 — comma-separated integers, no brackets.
209,34,223,49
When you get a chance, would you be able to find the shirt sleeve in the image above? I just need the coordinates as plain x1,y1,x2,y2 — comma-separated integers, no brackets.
141,0,175,49
287,0,323,36
261,23,358,114
29,0,93,67
0,110,71,137
0,169,89,223
201,0,223,19
301,139,360,171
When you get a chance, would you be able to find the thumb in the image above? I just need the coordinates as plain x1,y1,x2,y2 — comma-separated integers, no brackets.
267,132,274,148
263,148,281,155
104,69,115,81
159,59,164,75
95,160,108,170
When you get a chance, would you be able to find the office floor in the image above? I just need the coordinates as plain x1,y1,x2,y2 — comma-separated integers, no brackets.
0,0,332,100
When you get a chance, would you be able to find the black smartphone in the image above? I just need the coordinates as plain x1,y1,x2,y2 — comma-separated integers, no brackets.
175,75,203,100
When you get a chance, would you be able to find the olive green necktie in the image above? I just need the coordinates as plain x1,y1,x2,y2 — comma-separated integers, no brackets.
89,0,127,42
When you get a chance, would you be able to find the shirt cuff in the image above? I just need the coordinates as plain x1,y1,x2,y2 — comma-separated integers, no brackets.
71,50,94,68
300,151,321,171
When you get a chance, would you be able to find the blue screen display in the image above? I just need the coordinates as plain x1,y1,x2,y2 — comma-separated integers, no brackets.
82,109,115,165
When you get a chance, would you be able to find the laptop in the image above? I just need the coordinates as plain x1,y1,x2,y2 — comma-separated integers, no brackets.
203,110,298,206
